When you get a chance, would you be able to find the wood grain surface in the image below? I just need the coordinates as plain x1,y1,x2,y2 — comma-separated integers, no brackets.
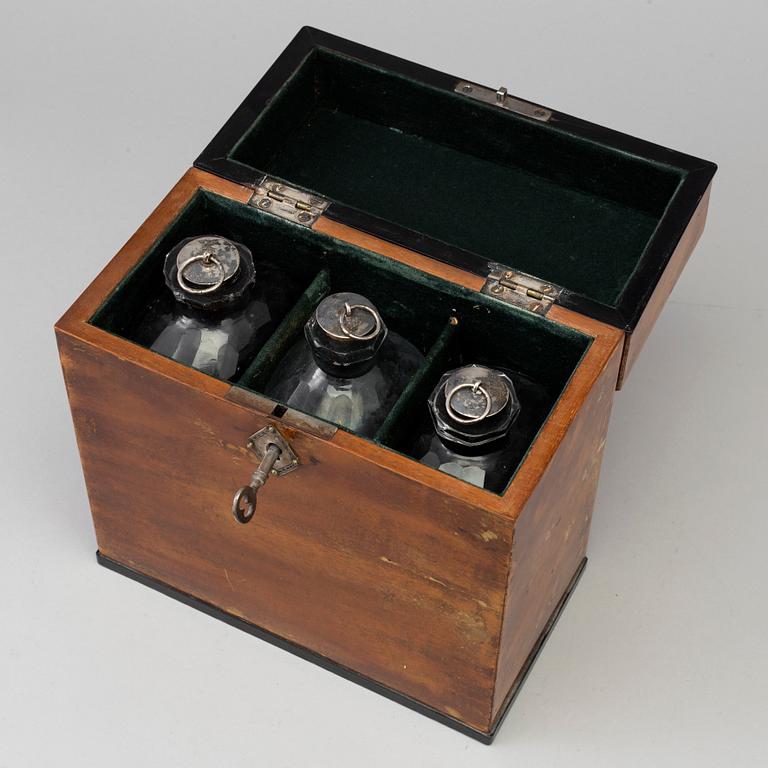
57,167,624,734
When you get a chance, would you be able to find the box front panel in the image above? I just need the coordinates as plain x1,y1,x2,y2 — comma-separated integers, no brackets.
57,330,513,732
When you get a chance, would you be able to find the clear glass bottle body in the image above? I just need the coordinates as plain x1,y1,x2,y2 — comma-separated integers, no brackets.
266,332,424,437
137,291,277,381
416,434,517,491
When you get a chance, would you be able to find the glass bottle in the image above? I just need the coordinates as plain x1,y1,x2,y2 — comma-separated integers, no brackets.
414,364,524,492
135,235,295,381
265,292,424,437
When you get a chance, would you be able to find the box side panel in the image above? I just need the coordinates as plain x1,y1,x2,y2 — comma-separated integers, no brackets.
491,337,622,719
618,183,712,388
56,329,512,732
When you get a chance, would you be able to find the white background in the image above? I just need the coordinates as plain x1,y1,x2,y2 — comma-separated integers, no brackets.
1,1,767,765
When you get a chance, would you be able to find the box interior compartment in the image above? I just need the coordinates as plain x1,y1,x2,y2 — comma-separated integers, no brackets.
226,49,688,309
90,190,591,494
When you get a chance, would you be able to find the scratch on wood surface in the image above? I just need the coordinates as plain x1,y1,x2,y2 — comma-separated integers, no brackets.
377,556,491,610
379,555,449,588
224,568,235,592
193,417,217,441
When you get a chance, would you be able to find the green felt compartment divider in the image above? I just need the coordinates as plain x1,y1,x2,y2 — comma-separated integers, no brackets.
236,268,331,391
374,318,457,447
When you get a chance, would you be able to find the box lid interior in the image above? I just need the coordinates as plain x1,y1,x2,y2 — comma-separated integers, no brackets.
196,27,715,331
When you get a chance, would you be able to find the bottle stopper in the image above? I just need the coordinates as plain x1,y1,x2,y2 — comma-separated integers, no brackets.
428,364,520,448
163,235,255,309
305,292,388,375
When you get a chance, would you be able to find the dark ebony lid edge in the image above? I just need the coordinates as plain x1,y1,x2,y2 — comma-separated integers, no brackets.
195,26,717,333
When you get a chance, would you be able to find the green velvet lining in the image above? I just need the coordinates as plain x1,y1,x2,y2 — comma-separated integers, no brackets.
238,268,330,392
374,319,457,447
229,49,686,307
90,190,591,494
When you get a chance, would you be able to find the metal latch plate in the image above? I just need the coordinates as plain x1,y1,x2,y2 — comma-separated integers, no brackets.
482,264,562,315
455,81,552,122
246,425,299,477
249,177,329,226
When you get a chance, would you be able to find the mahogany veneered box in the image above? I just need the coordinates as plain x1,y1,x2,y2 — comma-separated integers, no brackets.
56,28,716,742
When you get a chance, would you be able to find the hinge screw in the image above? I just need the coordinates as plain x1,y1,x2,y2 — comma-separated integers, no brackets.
503,270,514,279
297,212,312,223
259,198,272,209
491,284,503,294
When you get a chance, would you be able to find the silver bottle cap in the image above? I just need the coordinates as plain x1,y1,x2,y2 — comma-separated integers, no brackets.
428,364,520,448
442,365,511,424
175,236,241,294
314,293,383,342
306,292,387,373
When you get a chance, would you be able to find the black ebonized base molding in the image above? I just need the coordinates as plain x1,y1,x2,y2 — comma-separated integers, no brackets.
96,551,587,744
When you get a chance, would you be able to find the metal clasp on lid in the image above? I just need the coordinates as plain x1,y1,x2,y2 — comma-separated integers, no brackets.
455,81,552,122
249,177,329,226
482,264,562,315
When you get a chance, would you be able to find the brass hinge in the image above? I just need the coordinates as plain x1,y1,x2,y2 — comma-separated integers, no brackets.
454,81,552,122
249,177,330,226
481,264,562,315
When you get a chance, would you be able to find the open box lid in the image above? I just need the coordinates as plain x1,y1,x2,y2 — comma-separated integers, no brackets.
195,27,716,381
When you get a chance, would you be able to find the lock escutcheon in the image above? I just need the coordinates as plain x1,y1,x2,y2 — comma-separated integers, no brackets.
232,425,299,523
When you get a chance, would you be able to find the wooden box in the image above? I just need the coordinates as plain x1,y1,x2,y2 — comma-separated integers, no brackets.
56,28,716,742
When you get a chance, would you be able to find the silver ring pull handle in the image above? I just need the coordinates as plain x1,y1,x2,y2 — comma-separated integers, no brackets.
177,252,226,295
445,380,492,424
231,426,300,524
339,302,382,341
